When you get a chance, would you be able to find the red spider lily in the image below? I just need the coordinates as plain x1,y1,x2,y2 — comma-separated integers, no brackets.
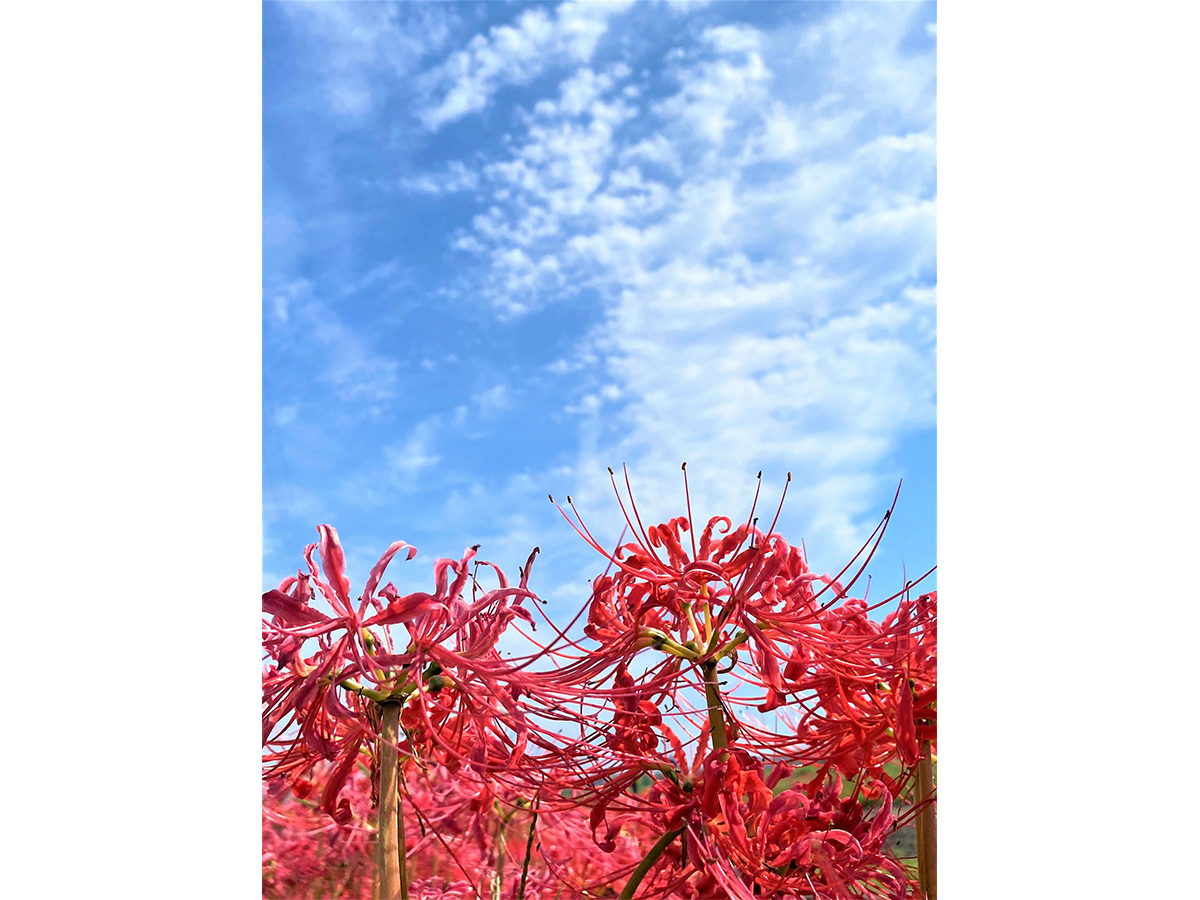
791,590,937,787
517,469,934,899
541,469,928,743
548,469,905,685
695,753,909,899
264,469,936,900
263,526,545,834
264,750,681,900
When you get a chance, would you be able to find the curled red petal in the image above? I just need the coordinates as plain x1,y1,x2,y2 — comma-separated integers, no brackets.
362,591,439,627
316,525,353,614
362,540,417,604
262,589,330,626
319,732,364,825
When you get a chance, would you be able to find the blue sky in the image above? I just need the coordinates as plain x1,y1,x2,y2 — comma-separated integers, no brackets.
263,0,937,616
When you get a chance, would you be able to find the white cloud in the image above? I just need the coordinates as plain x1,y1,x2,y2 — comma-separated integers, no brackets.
281,2,457,120
417,0,635,130
326,411,462,516
447,3,936,559
272,404,299,427
267,279,309,325
620,133,682,175
386,418,441,474
654,27,770,150
398,160,480,195
798,3,936,117
474,383,513,418
295,297,400,403
703,24,763,55
335,260,410,299
533,64,631,118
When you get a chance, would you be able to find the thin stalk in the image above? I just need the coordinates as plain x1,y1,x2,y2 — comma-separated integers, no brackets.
489,807,506,900
702,661,729,750
914,741,936,900
516,802,539,900
377,702,405,900
618,828,683,900
398,767,409,900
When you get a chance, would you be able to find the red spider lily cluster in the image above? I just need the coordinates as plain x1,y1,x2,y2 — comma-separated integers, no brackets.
263,468,937,900
264,754,668,900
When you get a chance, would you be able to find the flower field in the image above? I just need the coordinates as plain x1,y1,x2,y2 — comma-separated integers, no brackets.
263,472,936,899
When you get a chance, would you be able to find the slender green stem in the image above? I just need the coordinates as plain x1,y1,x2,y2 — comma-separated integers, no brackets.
340,679,394,703
702,661,729,750
341,663,445,704
516,802,539,900
714,630,748,661
377,703,404,900
618,828,684,900
914,741,936,900
489,808,506,900
398,766,409,900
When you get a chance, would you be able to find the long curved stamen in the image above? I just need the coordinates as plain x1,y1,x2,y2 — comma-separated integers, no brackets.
682,462,698,560
564,495,602,550
549,495,667,583
764,471,792,540
606,468,654,558
858,566,936,615
727,471,764,562
815,481,904,606
565,495,622,572
623,463,666,566
548,494,608,556
605,465,665,569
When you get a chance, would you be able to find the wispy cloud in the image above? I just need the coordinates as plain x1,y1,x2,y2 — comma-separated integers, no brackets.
398,160,481,195
385,418,442,474
417,0,635,130
474,383,513,419
279,1,458,120
304,302,400,403
265,279,401,406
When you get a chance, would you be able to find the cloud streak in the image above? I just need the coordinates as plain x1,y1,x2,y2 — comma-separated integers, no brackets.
418,0,636,130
